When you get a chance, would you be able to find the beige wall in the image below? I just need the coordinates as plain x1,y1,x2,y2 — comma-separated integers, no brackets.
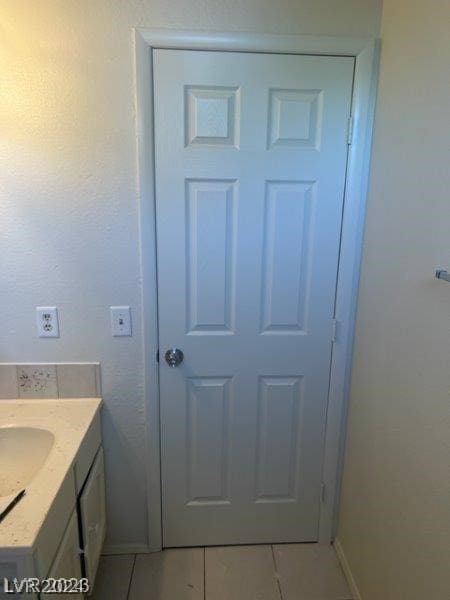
338,0,450,598
0,1,381,549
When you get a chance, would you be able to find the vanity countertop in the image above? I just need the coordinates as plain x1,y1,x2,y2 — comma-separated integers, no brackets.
0,398,102,552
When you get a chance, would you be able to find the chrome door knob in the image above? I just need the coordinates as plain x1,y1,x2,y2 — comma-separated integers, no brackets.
164,348,184,367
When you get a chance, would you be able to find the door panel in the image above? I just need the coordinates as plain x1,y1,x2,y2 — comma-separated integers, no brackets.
186,377,232,504
255,376,304,501
186,179,237,334
260,181,314,333
153,49,354,546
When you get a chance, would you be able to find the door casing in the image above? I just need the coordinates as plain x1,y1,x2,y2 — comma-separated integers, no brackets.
134,28,380,552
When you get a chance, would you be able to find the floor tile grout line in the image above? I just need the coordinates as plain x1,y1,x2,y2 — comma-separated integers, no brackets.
203,547,206,600
271,545,284,600
126,554,137,600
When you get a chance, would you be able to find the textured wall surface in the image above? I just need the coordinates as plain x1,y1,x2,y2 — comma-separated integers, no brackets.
338,0,450,597
1,0,381,549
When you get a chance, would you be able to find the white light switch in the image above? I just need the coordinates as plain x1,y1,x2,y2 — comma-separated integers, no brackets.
36,307,60,337
110,306,132,337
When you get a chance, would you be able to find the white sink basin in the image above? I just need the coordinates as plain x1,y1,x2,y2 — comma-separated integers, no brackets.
0,426,55,497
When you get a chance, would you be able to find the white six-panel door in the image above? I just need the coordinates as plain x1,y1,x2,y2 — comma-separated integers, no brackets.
153,49,354,547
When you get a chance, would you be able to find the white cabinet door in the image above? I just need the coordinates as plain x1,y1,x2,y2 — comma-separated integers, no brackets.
41,510,82,599
79,447,106,589
154,49,354,547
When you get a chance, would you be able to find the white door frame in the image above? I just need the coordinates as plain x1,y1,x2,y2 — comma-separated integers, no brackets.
134,28,380,551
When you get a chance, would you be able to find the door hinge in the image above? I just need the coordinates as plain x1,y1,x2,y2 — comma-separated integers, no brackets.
156,349,160,363
320,482,326,504
347,116,354,145
331,318,338,344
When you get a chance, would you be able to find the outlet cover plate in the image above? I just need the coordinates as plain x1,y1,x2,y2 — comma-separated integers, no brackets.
36,306,60,338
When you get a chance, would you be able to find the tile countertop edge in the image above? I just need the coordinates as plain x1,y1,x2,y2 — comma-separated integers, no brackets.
0,397,103,553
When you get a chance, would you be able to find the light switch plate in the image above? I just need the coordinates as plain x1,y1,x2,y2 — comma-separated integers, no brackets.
110,306,132,337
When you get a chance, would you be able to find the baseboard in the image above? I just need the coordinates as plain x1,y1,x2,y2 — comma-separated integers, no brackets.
333,538,362,600
102,543,150,555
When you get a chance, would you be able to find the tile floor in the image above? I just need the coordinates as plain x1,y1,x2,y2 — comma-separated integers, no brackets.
91,544,352,600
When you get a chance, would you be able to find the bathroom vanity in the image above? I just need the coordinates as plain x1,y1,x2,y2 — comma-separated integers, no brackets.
0,398,105,598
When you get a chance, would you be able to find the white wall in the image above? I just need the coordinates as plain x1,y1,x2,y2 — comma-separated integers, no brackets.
0,0,381,549
338,0,450,597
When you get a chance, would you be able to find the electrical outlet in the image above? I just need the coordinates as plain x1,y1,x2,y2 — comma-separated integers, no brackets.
36,307,60,338
110,306,132,337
